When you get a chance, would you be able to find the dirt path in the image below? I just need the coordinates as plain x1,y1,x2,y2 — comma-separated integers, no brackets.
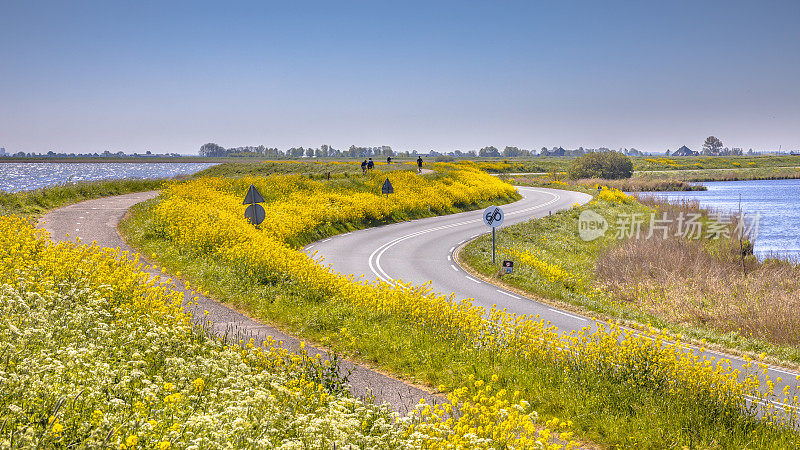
37,192,443,415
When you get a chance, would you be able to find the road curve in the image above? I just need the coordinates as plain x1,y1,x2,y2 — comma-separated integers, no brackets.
309,186,800,416
37,192,443,415
308,186,593,330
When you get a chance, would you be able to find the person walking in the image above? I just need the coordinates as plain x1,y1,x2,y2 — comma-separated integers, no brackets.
386,156,392,164
367,158,374,170
416,156,423,173
361,159,367,173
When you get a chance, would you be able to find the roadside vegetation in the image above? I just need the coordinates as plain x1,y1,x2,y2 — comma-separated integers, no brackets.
1,216,573,449
118,165,800,448
0,178,167,219
463,177,800,365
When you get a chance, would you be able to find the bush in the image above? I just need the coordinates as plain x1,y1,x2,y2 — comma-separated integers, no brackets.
567,152,633,180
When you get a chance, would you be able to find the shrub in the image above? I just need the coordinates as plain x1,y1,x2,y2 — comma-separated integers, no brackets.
567,152,633,180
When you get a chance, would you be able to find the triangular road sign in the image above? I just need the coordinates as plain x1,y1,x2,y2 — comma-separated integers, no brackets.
243,184,265,205
381,178,394,195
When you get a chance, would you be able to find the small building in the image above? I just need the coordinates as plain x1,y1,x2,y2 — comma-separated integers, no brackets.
673,145,699,156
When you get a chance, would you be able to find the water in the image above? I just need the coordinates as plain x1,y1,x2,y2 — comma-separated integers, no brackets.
654,179,800,260
0,162,218,192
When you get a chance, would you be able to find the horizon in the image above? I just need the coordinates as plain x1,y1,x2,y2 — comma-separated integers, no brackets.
2,1,799,155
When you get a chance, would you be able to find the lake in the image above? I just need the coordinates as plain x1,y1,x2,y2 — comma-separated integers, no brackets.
0,162,218,192
653,178,800,260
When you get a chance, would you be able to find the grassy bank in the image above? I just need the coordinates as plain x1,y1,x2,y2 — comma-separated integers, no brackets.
2,216,579,449
0,178,167,219
119,169,798,448
634,165,800,182
460,180,800,365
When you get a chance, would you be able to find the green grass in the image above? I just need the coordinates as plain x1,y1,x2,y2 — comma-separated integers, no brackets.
0,178,167,219
459,184,800,367
194,160,418,178
120,180,800,449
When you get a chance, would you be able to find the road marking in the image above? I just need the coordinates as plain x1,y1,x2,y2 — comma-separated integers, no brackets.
321,238,331,242
76,222,81,225
449,246,455,252
447,255,452,261
450,264,458,271
548,308,588,322
497,290,520,299
75,228,80,232
465,276,482,284
745,395,794,410
306,245,314,250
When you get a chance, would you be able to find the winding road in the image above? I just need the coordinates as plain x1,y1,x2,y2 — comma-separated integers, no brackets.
37,183,800,421
308,186,800,418
307,186,593,329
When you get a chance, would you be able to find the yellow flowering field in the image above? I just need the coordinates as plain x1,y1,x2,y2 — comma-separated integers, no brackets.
0,215,576,449
122,167,800,447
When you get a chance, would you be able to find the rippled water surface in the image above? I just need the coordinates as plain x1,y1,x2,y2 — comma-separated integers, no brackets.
654,179,800,260
0,162,218,192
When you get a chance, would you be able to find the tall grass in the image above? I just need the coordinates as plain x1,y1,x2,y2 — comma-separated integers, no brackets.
598,195,800,346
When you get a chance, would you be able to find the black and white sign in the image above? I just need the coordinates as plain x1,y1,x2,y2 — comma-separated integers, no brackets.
483,205,504,227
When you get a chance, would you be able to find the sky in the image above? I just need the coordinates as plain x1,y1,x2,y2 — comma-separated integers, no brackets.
1,1,799,155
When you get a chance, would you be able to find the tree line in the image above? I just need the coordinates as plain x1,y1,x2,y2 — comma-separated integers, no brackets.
199,143,648,158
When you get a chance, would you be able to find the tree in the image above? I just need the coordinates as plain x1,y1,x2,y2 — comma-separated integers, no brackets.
702,136,723,156
567,151,633,180
199,143,227,157
665,149,671,156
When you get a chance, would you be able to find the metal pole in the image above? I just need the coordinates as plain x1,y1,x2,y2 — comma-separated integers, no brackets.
492,227,496,264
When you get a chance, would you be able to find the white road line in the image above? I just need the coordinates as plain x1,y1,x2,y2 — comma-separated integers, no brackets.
306,245,314,249
75,228,80,232
449,246,455,252
548,308,588,322
450,264,459,271
745,395,794,410
497,290,520,299
465,276,482,284
321,238,331,242
447,255,452,261
768,367,800,377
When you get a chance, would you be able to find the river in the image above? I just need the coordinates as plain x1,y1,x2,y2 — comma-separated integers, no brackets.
0,162,218,192
654,178,800,260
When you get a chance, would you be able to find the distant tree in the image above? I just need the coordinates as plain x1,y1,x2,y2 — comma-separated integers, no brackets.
305,148,314,157
478,146,501,157
567,151,633,180
665,149,671,156
199,143,227,157
702,136,724,155
503,146,523,157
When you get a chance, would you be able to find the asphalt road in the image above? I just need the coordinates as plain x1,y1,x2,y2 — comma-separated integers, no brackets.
37,192,443,415
308,186,800,418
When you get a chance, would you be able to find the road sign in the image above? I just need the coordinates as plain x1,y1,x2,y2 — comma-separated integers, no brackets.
482,206,505,264
243,184,266,225
502,260,514,274
483,206,504,227
245,203,266,225
382,178,394,195
243,184,265,205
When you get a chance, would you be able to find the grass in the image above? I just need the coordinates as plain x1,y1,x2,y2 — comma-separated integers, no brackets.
633,165,800,182
194,160,418,179
0,177,167,219
119,173,800,449
459,182,800,366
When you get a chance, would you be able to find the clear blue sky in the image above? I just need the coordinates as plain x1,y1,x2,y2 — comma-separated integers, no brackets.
1,1,799,154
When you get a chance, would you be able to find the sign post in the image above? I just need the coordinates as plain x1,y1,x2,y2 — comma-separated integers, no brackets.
482,205,504,264
243,184,266,226
381,178,394,198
